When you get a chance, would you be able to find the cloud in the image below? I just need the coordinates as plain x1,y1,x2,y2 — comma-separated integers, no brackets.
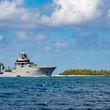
55,40,69,49
42,0,102,26
17,31,28,40
74,31,99,49
14,0,24,5
0,31,11,49
0,0,40,29
42,40,70,52
0,1,25,20
16,31,48,42
0,0,109,29
34,34,47,41
0,35,4,42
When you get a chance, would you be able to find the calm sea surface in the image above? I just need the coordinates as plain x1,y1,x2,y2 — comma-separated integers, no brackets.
0,77,110,110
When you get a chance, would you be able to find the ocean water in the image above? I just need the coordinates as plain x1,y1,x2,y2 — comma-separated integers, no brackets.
0,77,110,110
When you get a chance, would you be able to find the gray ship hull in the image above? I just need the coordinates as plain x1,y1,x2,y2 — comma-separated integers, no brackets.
0,67,56,77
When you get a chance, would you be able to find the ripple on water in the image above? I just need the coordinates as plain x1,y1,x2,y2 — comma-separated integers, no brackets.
0,77,110,110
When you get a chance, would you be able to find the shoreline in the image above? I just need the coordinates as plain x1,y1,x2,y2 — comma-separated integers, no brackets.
52,75,108,77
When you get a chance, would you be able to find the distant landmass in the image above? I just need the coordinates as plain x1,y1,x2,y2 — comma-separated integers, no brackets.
60,69,110,76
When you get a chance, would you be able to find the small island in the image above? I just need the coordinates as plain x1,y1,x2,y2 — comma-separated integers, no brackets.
60,69,110,76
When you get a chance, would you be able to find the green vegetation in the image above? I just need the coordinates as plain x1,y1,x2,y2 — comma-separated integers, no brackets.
60,69,110,76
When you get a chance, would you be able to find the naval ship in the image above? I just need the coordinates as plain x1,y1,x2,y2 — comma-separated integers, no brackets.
0,52,56,77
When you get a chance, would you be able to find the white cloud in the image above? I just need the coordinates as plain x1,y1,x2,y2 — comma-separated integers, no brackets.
0,0,39,29
0,0,108,29
42,0,102,26
34,34,47,41
17,31,27,40
0,1,26,20
16,31,48,42
55,40,69,49
0,35,4,42
14,0,24,6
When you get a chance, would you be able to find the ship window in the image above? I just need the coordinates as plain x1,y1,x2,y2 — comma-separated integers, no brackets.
21,64,24,67
29,65,32,67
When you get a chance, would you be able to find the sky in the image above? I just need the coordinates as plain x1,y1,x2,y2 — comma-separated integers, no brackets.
0,0,110,74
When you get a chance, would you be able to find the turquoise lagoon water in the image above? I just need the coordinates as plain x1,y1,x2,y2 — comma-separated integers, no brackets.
0,77,110,110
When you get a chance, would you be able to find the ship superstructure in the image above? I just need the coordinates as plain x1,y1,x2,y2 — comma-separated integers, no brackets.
0,52,56,77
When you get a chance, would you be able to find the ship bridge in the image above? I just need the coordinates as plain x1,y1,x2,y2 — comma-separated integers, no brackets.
15,52,30,65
